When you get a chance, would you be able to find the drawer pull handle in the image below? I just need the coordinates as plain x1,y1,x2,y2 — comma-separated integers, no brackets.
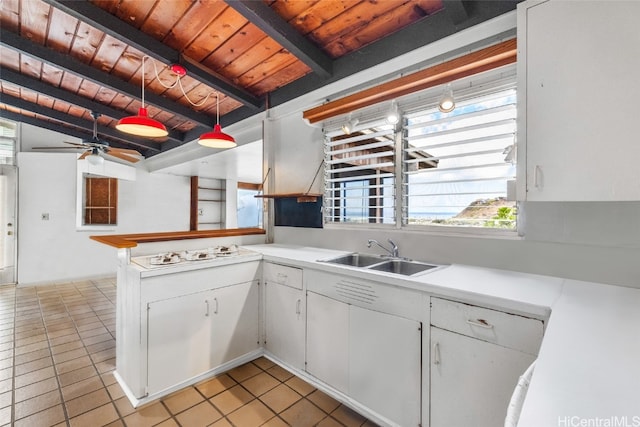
277,272,288,282
433,342,440,365
205,300,210,317
467,318,494,329
213,297,219,314
295,299,301,315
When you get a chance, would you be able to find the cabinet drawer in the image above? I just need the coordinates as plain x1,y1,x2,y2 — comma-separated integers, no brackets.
430,297,543,355
263,262,303,289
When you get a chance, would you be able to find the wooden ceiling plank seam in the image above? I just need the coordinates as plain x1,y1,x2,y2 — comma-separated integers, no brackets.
225,0,333,78
1,0,21,32
308,0,409,55
161,1,228,54
181,6,246,63
323,1,439,58
269,0,319,22
303,38,517,123
285,0,359,38
0,65,185,144
140,0,191,41
19,0,49,46
199,23,268,76
42,0,262,108
218,37,286,80
0,27,216,127
45,6,78,54
111,0,155,30
247,61,313,97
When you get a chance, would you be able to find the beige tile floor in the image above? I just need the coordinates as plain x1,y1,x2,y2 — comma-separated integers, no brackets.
0,278,379,426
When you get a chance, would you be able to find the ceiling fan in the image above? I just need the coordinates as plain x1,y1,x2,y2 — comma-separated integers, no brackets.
33,112,143,164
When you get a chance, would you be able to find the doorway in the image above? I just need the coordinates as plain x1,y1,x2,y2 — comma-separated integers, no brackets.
0,164,17,285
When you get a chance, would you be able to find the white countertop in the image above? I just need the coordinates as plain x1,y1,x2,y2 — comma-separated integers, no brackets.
247,243,640,425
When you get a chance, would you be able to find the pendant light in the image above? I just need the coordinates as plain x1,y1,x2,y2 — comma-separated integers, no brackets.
438,83,456,113
116,56,168,138
198,92,236,149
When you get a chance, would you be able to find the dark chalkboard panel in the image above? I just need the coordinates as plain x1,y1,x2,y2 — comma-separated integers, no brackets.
274,197,323,228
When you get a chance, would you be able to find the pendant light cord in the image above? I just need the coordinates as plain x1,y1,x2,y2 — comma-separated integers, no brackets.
144,55,214,108
141,56,146,108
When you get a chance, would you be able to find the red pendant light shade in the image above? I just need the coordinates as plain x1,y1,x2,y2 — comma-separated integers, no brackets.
198,123,236,148
116,56,169,138
198,92,236,149
116,107,168,137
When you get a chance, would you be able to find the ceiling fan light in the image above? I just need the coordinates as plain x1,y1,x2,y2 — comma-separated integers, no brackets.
116,107,168,138
198,124,237,149
87,153,104,166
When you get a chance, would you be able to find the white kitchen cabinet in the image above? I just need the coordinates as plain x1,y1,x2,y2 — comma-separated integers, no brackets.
264,263,305,369
209,281,260,367
430,297,542,427
306,289,422,426
517,0,640,201
146,281,259,395
147,290,213,394
116,259,261,403
306,291,350,393
349,305,421,427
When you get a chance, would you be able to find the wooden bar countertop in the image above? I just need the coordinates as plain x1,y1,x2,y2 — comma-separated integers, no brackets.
90,228,266,249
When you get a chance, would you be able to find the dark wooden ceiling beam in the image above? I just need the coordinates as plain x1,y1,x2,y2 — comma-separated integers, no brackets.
0,28,214,128
42,0,263,109
0,66,185,145
225,0,333,78
0,93,161,153
444,0,470,25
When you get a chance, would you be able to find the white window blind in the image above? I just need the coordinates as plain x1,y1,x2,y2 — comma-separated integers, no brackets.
324,120,397,224
402,82,517,228
0,121,16,166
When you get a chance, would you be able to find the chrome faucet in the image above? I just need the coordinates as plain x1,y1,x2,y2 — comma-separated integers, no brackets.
367,239,399,258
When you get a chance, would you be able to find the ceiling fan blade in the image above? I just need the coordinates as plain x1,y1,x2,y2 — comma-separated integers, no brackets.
108,147,142,156
63,141,89,148
104,150,142,163
78,150,91,160
32,146,84,150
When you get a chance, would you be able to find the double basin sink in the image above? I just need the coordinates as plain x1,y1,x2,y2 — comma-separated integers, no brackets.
321,253,441,276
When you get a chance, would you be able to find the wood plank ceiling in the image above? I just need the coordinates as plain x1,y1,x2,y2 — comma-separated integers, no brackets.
0,0,519,158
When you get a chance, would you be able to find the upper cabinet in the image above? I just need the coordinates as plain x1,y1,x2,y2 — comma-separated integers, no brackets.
517,0,640,201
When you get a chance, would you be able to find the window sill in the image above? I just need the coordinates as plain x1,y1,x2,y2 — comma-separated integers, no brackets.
323,223,522,240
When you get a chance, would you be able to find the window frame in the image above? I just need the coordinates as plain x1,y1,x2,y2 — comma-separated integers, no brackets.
322,66,520,238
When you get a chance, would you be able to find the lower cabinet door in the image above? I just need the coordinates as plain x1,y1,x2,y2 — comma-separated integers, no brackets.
210,281,259,367
306,292,349,393
147,290,212,395
265,282,305,369
349,306,422,427
430,326,536,427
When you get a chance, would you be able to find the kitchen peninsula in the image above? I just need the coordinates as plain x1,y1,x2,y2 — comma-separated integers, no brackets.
92,232,640,427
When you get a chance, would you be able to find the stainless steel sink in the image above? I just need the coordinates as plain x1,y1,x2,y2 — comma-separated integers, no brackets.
321,253,441,276
367,259,439,276
323,253,385,267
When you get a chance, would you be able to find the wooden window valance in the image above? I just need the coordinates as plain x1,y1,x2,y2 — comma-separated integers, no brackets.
303,38,517,124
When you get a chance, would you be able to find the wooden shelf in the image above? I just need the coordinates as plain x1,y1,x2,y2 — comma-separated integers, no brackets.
90,228,265,249
255,193,321,203
198,199,224,202
198,187,223,191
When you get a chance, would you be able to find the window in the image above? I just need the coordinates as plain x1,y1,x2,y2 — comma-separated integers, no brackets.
0,120,16,166
323,70,516,232
403,84,517,229
237,182,263,228
83,176,118,225
323,122,396,225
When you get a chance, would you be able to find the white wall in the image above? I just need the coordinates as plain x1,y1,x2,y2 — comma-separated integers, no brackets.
17,147,191,285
